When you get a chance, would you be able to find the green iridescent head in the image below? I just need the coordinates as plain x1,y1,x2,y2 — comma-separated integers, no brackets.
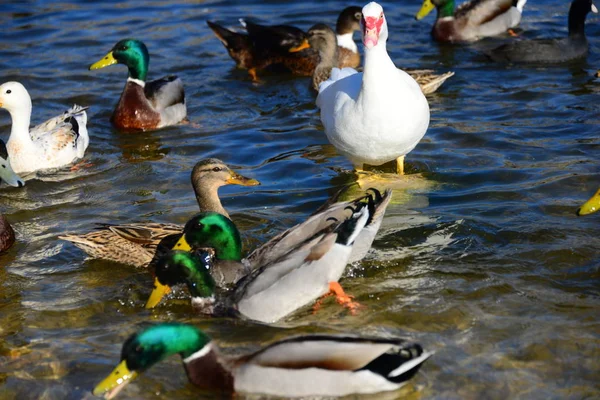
173,212,242,261
156,250,216,294
89,39,150,81
93,323,211,399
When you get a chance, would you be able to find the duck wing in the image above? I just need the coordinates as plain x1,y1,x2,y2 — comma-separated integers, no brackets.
30,105,89,159
244,20,308,54
144,76,185,111
456,0,515,26
234,335,430,396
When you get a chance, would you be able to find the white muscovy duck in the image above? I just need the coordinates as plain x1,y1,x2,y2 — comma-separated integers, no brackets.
316,2,430,175
0,81,89,175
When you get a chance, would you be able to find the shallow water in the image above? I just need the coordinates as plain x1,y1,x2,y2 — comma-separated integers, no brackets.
1,0,599,399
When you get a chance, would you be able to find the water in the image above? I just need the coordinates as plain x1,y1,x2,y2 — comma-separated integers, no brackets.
1,0,599,398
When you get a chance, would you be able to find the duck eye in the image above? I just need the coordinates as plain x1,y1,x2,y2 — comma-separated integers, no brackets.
380,12,383,19
135,345,143,353
355,13,361,20
212,167,222,172
6,90,11,94
118,45,127,51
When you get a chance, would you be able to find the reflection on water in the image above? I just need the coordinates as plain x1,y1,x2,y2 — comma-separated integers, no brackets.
1,0,600,399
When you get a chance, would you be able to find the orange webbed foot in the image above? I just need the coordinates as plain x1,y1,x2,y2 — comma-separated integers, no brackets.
328,282,362,315
507,29,518,37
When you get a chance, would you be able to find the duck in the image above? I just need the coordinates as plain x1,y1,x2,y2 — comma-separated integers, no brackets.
59,159,259,269
93,322,431,399
487,0,597,63
0,82,89,174
577,188,600,216
307,23,454,94
145,188,392,324
0,139,24,253
316,2,430,175
415,0,527,43
89,39,187,131
207,6,362,81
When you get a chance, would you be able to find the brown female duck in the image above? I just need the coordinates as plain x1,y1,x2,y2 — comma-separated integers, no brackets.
59,159,259,267
90,39,187,132
207,6,362,81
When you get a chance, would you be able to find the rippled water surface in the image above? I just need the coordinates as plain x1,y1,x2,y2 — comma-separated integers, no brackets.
1,0,599,399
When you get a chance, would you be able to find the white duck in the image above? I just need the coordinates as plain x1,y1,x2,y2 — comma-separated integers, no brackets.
316,2,430,175
0,82,89,174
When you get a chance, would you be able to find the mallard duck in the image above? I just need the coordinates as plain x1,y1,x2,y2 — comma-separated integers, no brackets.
317,3,430,175
93,322,430,399
59,159,259,269
89,39,186,131
307,23,454,94
207,6,362,81
488,0,597,63
0,81,89,174
415,0,527,43
577,188,600,216
146,189,392,323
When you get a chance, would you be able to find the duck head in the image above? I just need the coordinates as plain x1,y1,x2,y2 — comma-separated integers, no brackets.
172,212,242,260
90,39,150,82
191,158,259,191
307,23,338,60
146,250,216,309
361,2,388,50
0,139,24,188
0,81,32,117
93,323,212,399
336,6,363,35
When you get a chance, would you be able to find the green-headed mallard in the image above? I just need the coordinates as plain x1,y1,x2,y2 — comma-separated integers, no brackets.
415,0,527,43
90,39,186,131
0,81,88,174
93,322,430,399
145,189,392,323
577,188,600,216
307,23,454,94
207,6,362,81
59,159,259,269
0,138,24,253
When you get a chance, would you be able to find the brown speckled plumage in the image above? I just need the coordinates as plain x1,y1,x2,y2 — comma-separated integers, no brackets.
0,215,15,253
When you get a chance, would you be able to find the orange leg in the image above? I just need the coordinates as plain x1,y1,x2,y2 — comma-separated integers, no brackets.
312,282,362,315
507,29,518,37
70,160,93,171
248,68,259,82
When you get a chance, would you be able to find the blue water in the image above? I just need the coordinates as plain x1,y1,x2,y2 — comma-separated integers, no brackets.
0,0,599,399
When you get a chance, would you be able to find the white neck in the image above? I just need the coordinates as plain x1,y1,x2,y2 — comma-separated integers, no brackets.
7,103,33,142
183,343,213,364
336,33,358,52
127,77,145,87
359,39,396,105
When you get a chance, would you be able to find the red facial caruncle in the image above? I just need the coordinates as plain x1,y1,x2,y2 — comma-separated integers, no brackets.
362,13,384,49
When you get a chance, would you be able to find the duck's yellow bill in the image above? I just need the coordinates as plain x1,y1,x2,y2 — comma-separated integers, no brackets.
577,189,600,216
93,360,138,399
145,278,171,309
226,171,260,186
172,234,192,251
416,0,435,20
289,39,310,53
90,51,118,70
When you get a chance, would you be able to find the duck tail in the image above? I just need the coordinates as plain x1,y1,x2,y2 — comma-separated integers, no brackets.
360,343,432,384
206,20,250,52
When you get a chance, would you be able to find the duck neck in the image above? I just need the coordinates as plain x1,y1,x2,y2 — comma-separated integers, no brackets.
193,183,229,218
7,102,32,142
183,344,234,392
360,42,395,102
336,33,358,52
437,1,455,19
568,6,588,38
